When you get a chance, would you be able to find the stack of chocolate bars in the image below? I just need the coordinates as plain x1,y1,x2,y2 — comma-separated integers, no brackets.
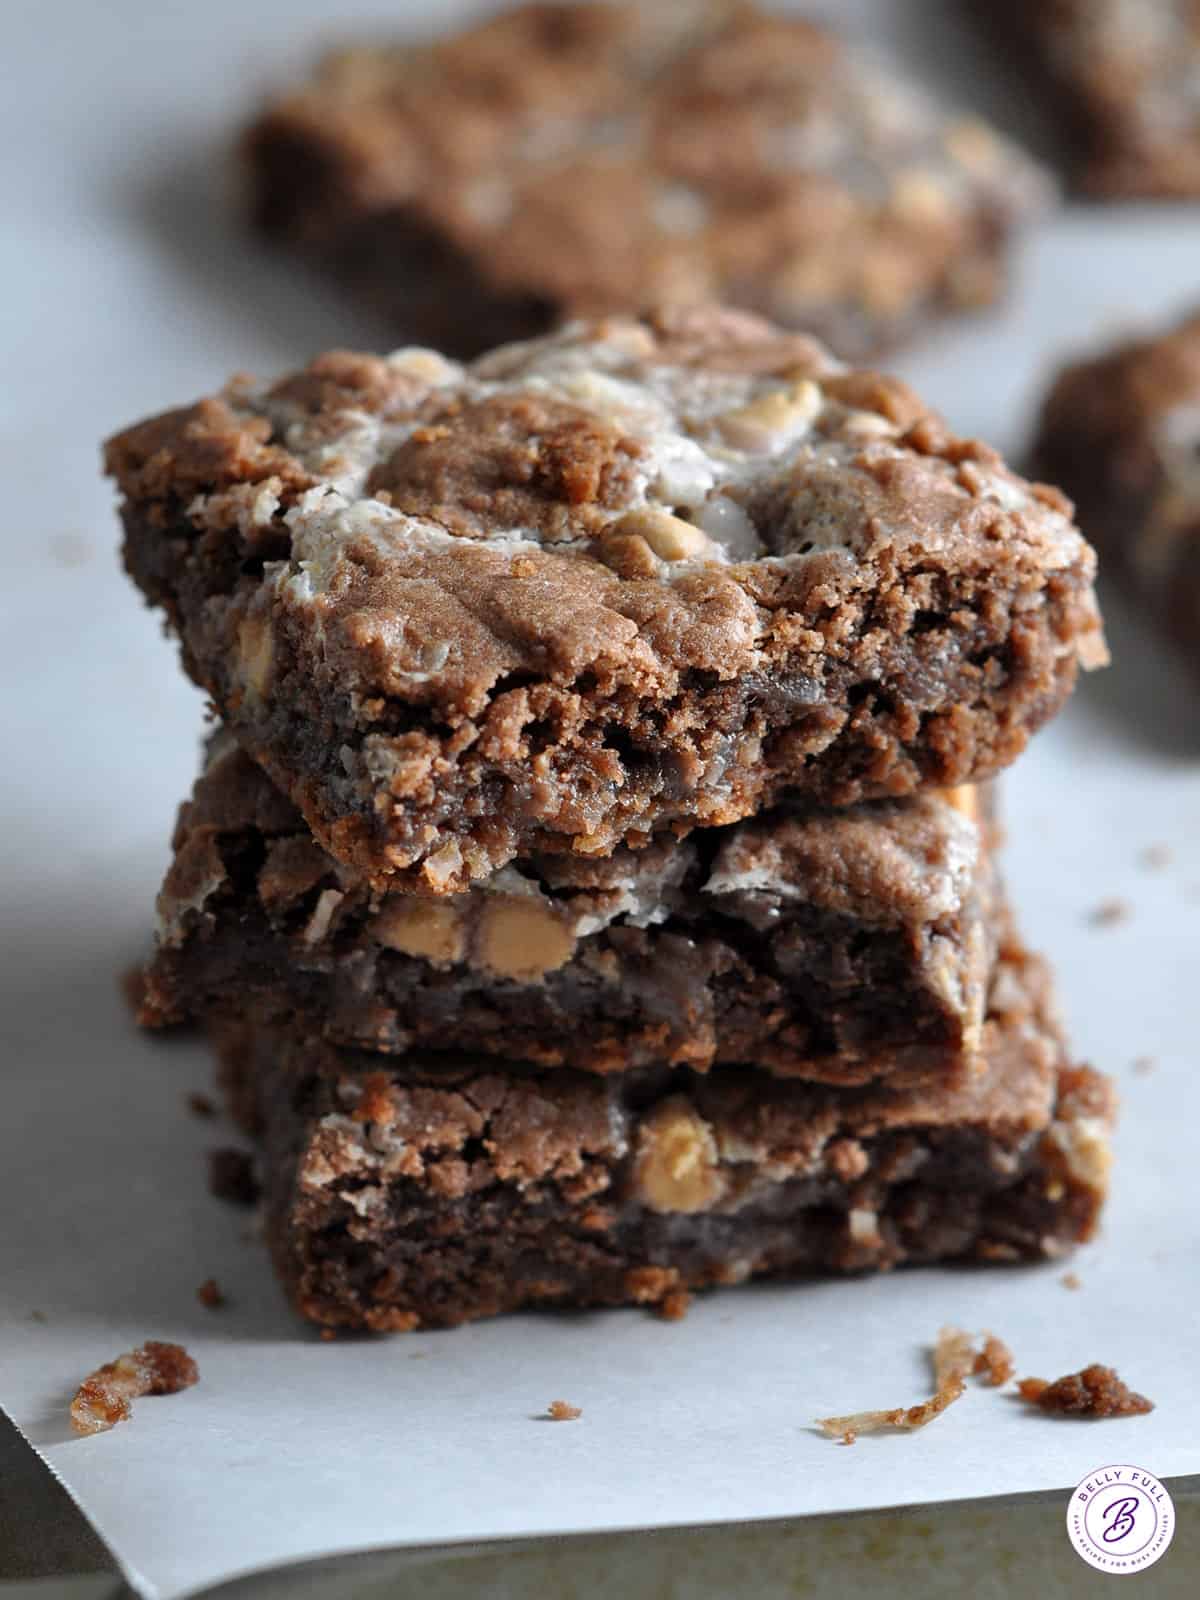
108,306,1115,1332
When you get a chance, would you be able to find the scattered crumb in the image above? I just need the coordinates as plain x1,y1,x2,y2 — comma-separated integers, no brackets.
70,1341,198,1436
1140,843,1172,870
187,1091,217,1118
657,1287,691,1322
1088,898,1130,928
1061,1271,1082,1291
196,1278,225,1309
1018,1364,1153,1419
816,1325,976,1440
207,1148,260,1207
319,1328,338,1343
118,964,147,1019
546,1400,582,1421
973,1333,1015,1387
50,532,93,569
1132,1056,1156,1077
29,1309,47,1324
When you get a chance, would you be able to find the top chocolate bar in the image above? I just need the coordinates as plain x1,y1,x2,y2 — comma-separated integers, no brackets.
243,0,1052,359
110,307,1105,892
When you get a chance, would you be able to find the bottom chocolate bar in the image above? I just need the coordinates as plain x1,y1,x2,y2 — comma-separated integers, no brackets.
214,942,1114,1333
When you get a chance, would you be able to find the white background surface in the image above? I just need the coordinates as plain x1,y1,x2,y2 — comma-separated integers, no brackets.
2,3,1199,1597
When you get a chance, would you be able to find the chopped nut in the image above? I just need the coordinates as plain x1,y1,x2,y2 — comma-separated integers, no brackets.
301,888,343,946
611,507,713,562
385,348,460,386
1017,1364,1153,1419
593,527,661,578
70,1342,198,1436
372,899,465,965
419,839,464,894
841,409,896,438
478,894,575,980
847,1207,881,1246
1047,1115,1113,1192
716,380,822,452
545,1399,582,1421
634,1097,725,1214
236,614,274,699
938,784,979,821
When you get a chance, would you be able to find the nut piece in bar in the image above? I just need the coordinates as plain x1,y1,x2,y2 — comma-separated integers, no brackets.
983,2,1200,198
243,1,1053,359
110,308,1104,890
143,735,1000,1087
213,941,1115,1333
1035,308,1200,682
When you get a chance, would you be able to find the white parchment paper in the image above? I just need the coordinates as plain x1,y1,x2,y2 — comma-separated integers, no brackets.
2,3,1199,1596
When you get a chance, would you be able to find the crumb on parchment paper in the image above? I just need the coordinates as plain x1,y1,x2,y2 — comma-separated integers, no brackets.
196,1278,225,1309
1018,1364,1153,1418
1088,898,1130,927
973,1333,1015,1387
207,1147,260,1206
546,1400,582,1421
187,1091,217,1117
70,1342,198,1436
1061,1271,1082,1290
658,1288,691,1322
816,1325,978,1442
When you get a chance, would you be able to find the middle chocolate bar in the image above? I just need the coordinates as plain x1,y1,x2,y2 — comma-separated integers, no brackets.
147,733,998,1088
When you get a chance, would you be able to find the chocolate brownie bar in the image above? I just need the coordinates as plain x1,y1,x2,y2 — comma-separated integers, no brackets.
110,309,1106,891
1034,309,1200,678
213,942,1114,1331
243,1,1052,360
145,733,998,1086
987,2,1200,197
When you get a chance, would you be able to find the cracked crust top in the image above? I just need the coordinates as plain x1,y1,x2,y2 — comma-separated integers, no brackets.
110,306,1104,888
244,0,1052,357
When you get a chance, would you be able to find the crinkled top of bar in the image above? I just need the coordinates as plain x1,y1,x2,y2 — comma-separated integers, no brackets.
251,0,1051,322
108,307,1094,719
